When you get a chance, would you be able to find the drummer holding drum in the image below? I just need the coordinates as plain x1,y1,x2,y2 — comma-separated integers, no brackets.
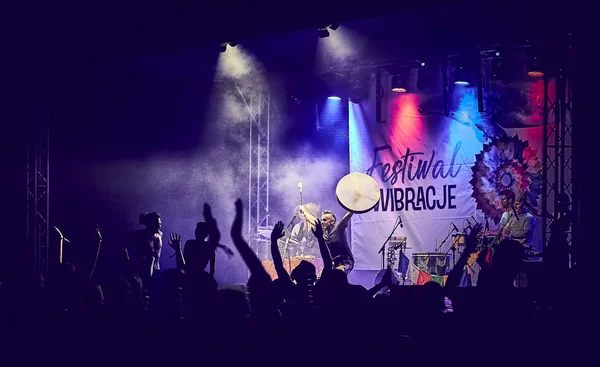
299,172,381,275
299,207,355,274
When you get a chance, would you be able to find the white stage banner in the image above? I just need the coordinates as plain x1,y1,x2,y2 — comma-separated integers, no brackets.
349,87,544,270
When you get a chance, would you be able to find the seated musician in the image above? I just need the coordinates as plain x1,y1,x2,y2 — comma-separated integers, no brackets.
288,204,319,257
485,190,516,240
503,194,536,249
486,190,535,248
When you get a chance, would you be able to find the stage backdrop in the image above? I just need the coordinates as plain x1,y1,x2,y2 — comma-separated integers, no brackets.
349,69,545,270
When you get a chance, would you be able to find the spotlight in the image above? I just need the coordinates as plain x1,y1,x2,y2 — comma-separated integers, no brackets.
320,72,347,100
453,65,471,85
421,62,426,67
391,75,407,93
219,42,238,53
350,79,365,104
318,28,330,38
527,56,544,78
318,23,339,38
390,67,409,93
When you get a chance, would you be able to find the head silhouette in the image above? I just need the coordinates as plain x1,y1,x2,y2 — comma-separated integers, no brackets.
140,212,161,232
500,190,515,210
195,222,210,241
291,260,316,286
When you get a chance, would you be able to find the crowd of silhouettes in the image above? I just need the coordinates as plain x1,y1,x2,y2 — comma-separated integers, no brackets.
0,198,588,350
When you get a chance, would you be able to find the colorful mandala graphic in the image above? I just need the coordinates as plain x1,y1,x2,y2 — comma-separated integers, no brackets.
470,135,542,224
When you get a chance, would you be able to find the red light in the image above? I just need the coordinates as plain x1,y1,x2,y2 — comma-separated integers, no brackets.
528,71,544,78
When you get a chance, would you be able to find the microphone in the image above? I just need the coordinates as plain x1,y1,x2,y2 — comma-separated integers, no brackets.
298,182,302,193
287,216,296,228
485,217,490,231
398,216,404,228
465,218,474,230
471,215,479,224
451,222,460,233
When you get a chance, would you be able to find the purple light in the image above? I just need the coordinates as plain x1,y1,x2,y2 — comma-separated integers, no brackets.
327,96,341,100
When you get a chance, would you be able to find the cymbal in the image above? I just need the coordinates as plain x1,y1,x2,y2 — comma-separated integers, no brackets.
335,172,381,214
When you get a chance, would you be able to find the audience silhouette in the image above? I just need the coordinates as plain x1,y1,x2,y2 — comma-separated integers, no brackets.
0,199,578,352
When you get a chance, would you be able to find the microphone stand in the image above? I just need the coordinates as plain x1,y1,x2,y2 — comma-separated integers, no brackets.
433,226,457,273
444,231,461,269
434,226,457,253
378,217,402,270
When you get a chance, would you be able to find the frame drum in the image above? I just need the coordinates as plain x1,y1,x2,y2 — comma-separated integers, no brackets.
335,173,381,214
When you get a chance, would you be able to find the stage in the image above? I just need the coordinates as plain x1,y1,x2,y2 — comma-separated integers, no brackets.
24,2,574,287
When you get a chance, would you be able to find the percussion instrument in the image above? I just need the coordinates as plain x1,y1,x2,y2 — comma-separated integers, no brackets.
277,236,318,257
335,172,381,213
452,234,466,247
412,253,449,275
389,236,412,250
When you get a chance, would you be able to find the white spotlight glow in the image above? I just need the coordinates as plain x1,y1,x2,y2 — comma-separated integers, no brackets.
316,25,367,71
216,44,255,80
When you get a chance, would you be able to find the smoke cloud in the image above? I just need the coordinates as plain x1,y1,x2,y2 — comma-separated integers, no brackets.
316,26,368,71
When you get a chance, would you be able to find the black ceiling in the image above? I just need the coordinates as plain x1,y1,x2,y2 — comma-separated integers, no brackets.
17,0,572,62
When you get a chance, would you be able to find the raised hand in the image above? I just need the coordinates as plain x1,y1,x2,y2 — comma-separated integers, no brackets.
231,199,244,240
311,218,324,239
94,225,102,241
168,232,181,251
271,221,285,243
465,223,483,252
53,226,64,240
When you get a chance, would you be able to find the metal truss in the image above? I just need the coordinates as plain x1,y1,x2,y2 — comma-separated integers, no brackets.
541,40,574,268
26,117,50,277
236,85,271,256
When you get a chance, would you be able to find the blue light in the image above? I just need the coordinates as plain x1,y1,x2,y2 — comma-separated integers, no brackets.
454,81,470,85
327,96,341,100
421,62,426,67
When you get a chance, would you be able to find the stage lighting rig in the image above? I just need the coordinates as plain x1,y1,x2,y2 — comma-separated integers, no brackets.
489,49,514,85
219,41,238,53
318,23,340,38
453,65,471,85
390,66,409,93
527,56,544,78
350,76,367,104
